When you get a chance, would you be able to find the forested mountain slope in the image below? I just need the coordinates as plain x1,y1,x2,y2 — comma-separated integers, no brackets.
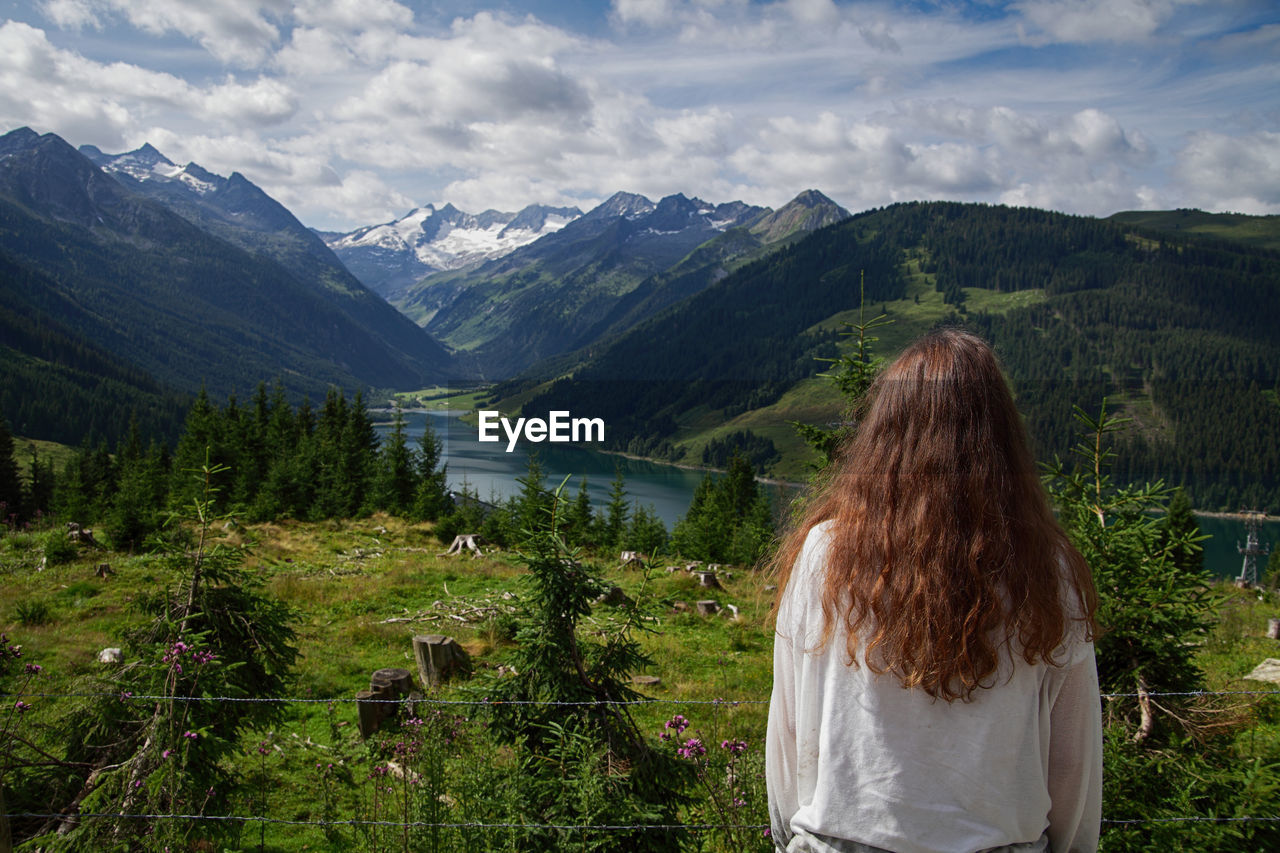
510,202,1280,510
400,190,847,378
0,128,455,444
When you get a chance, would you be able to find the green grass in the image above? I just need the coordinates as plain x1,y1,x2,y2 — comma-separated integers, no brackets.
6,517,1280,849
13,436,77,480
0,516,775,851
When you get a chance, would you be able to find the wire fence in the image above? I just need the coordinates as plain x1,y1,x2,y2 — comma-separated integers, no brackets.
4,687,1280,838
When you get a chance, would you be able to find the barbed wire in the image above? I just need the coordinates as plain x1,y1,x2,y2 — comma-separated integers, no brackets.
0,692,769,705
3,812,763,831
4,689,1280,705
6,812,1280,829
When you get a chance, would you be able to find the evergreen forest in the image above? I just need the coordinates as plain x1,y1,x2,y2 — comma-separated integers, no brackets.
508,202,1280,510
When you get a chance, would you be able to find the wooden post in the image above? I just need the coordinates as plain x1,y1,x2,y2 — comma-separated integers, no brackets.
356,689,380,738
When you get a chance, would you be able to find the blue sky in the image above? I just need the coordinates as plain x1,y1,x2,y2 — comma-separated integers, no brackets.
1,0,1277,230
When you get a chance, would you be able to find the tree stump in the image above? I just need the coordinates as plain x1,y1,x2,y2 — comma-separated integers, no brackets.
372,667,414,697
595,585,633,607
438,534,485,558
696,600,720,616
357,668,415,738
619,551,644,568
95,563,113,578
696,571,721,589
413,634,472,688
65,522,102,548
1268,618,1280,640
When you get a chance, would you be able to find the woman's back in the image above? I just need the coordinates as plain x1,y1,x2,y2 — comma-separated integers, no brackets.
767,522,1100,853
765,330,1102,853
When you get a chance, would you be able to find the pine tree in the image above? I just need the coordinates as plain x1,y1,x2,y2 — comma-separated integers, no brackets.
372,402,414,515
412,416,450,522
342,391,379,517
604,467,629,551
564,477,595,548
1159,487,1205,577
106,416,165,551
515,452,550,536
0,414,22,524
24,443,55,520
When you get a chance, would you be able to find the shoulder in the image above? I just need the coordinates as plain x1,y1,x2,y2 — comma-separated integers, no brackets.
793,520,837,584
777,520,837,630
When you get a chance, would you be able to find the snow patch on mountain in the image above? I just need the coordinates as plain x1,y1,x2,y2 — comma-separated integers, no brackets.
80,143,221,196
325,201,581,277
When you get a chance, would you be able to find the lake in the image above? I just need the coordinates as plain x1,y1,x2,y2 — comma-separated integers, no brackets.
380,410,1274,581
379,410,727,528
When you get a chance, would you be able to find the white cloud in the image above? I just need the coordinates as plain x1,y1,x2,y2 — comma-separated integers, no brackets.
273,26,355,76
39,0,102,30
612,0,675,27
46,0,290,66
0,21,185,145
1012,0,1192,45
202,77,298,125
292,0,413,32
7,1,1277,228
1174,130,1280,213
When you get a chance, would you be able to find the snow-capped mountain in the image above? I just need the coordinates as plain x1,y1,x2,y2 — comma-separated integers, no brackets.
79,142,221,196
324,202,582,300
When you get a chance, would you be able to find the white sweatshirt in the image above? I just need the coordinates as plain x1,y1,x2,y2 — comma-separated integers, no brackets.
767,521,1102,853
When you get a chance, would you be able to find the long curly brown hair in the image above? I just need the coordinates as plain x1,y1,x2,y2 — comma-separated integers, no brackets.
771,329,1097,702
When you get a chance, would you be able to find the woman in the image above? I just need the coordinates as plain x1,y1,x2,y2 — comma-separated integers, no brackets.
766,329,1101,853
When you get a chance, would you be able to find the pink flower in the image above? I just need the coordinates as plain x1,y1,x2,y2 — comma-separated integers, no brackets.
663,714,689,735
13,700,31,714
677,737,706,759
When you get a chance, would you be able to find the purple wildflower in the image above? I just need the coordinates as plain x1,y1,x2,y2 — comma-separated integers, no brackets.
677,737,706,759
663,714,689,736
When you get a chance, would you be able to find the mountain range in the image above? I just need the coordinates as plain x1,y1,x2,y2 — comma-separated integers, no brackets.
319,202,582,302
5,123,1279,511
0,127,451,444
395,188,849,377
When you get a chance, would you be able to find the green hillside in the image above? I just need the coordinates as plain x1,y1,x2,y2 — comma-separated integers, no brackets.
508,202,1280,510
1109,209,1280,251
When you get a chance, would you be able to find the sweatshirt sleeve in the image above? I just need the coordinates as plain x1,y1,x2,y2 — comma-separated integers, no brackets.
766,523,831,851
766,623,799,850
1045,646,1103,853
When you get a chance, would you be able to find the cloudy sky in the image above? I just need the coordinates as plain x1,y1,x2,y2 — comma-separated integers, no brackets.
2,0,1277,230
